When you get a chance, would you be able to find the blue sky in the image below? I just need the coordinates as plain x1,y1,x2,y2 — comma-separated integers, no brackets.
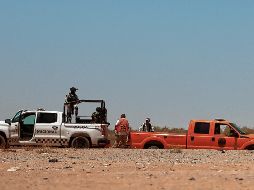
1,1,254,129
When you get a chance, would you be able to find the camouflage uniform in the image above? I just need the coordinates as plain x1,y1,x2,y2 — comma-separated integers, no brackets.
139,118,154,132
92,110,100,123
92,107,107,123
65,87,79,122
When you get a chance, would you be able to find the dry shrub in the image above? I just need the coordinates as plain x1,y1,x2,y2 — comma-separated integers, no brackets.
153,126,187,133
241,127,254,134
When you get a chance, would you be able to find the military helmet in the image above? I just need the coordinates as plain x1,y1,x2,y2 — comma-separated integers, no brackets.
96,107,102,112
70,87,78,92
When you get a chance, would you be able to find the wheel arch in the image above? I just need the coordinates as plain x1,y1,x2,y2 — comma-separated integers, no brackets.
0,131,7,140
144,140,164,149
244,144,254,150
241,140,254,150
0,131,8,148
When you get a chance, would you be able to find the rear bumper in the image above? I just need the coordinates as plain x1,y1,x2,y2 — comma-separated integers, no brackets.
97,138,110,147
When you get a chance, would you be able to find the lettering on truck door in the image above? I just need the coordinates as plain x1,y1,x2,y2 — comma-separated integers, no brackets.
34,112,63,146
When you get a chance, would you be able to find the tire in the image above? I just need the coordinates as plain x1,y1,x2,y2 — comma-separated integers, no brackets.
245,145,254,150
144,141,164,149
71,136,90,149
0,135,7,149
147,145,160,149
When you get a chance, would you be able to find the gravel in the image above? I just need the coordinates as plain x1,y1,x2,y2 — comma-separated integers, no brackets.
0,148,253,190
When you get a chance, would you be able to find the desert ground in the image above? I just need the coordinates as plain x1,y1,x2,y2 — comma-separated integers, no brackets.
0,148,253,190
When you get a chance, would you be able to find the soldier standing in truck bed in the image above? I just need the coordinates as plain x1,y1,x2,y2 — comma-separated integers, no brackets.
65,87,79,122
139,118,154,132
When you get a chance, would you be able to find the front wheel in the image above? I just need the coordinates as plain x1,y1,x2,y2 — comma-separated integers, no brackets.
0,135,7,149
71,137,90,148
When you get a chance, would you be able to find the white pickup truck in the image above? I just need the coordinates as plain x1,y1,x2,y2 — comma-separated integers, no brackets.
0,100,110,148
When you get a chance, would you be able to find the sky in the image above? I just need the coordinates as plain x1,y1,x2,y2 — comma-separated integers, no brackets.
0,0,254,129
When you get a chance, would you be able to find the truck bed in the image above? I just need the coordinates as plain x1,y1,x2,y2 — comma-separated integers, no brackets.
129,131,187,149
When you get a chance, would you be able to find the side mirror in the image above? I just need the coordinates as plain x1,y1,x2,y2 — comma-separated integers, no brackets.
5,119,11,125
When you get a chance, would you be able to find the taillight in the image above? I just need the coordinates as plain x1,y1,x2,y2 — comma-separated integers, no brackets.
100,124,108,136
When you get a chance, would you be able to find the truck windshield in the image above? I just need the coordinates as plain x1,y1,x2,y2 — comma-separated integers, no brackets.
230,123,246,135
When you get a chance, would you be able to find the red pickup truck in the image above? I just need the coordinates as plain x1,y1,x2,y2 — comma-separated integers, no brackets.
129,119,254,150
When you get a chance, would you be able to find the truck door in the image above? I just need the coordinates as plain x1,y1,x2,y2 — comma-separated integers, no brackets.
9,110,22,145
19,112,36,141
187,122,213,149
34,112,62,146
213,123,239,150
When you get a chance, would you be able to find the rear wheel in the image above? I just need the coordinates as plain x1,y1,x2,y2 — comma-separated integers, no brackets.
0,135,7,149
71,137,90,148
144,141,164,149
147,145,160,149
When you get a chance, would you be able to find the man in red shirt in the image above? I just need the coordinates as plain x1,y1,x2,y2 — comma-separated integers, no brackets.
113,114,130,148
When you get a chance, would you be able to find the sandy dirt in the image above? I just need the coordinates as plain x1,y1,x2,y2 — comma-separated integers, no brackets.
0,148,253,190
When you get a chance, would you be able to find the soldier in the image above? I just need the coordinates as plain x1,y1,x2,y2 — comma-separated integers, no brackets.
100,107,107,123
91,107,107,123
113,114,130,148
65,87,79,123
91,107,101,123
139,118,154,132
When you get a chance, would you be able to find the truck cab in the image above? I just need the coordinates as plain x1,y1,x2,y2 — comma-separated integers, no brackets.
130,119,254,150
187,119,254,150
4,110,67,146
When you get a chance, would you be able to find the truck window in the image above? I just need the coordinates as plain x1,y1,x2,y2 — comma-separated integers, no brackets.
194,122,210,134
36,113,57,123
215,123,236,137
22,114,35,125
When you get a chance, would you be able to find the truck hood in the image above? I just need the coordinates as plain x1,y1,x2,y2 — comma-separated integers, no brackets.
0,120,9,127
244,134,254,138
